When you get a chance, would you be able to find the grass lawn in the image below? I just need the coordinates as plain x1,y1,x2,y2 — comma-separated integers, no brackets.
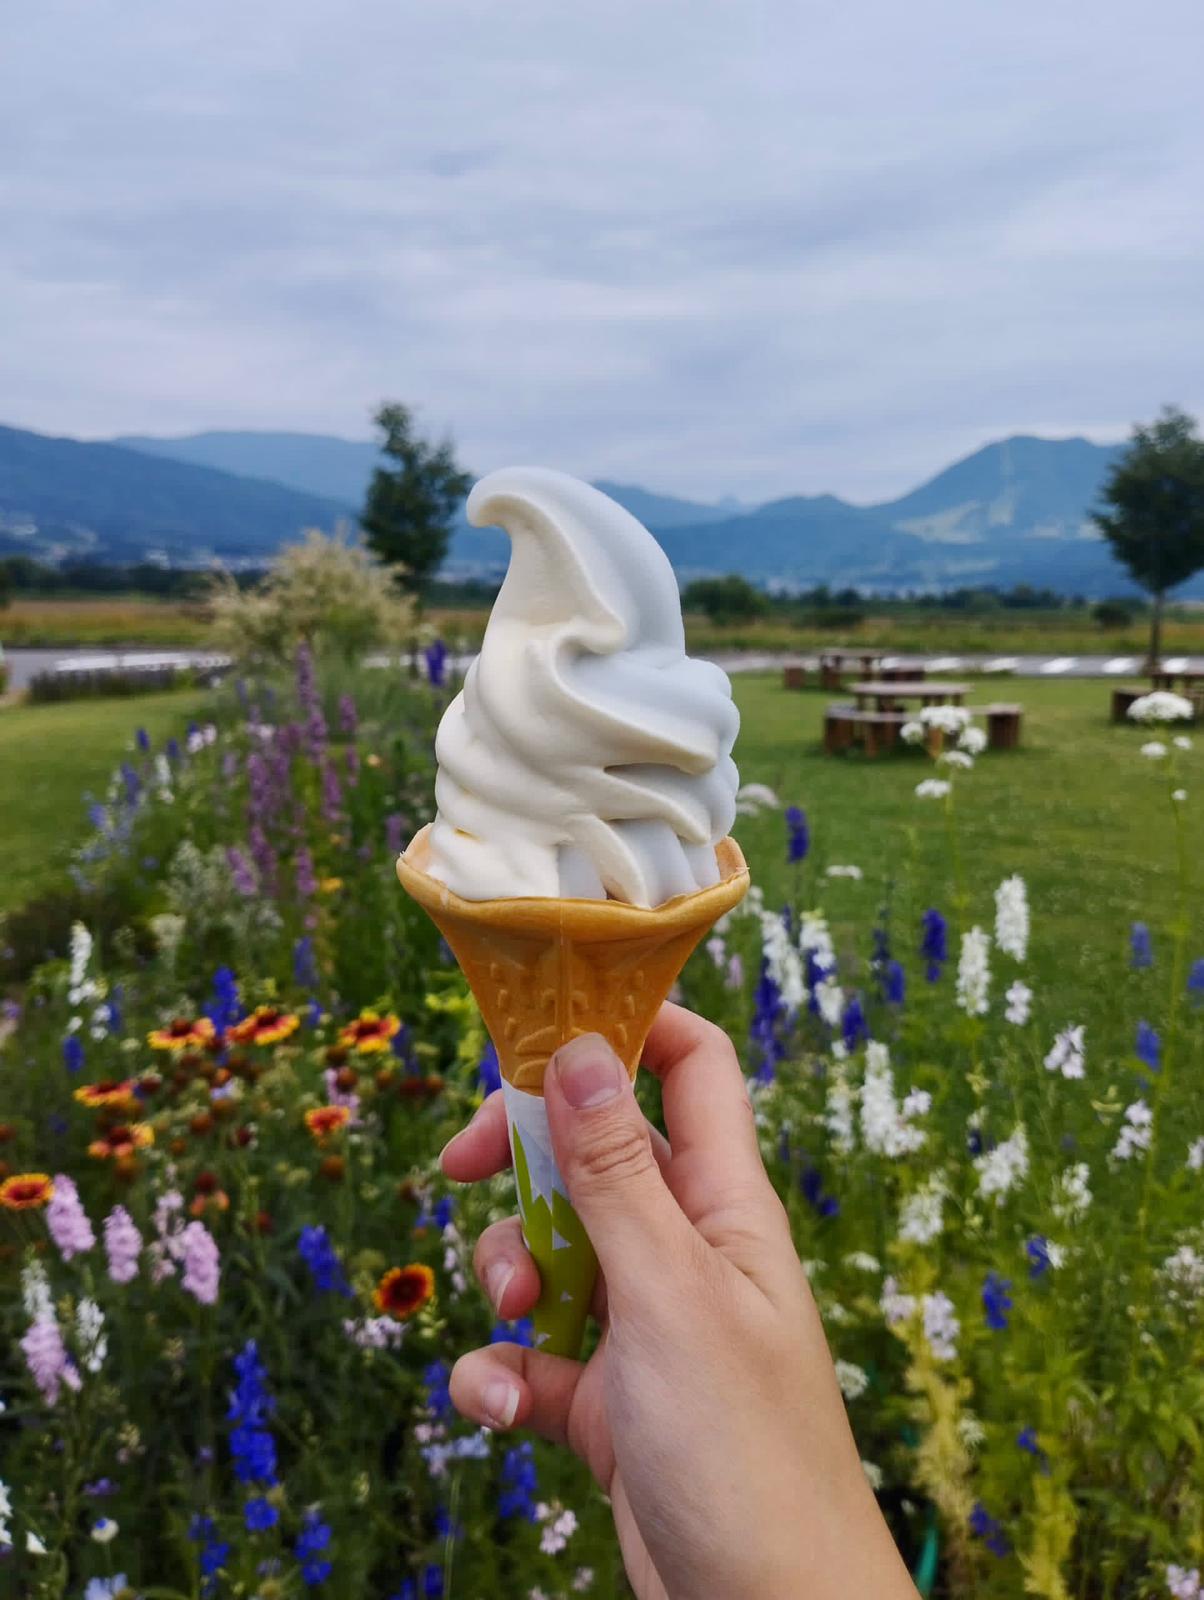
728,675,1202,1026
0,688,211,912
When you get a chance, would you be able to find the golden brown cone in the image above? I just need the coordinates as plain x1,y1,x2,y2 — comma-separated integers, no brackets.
396,826,749,1091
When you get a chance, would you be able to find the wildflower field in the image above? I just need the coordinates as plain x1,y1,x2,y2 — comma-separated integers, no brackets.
1,654,1202,1600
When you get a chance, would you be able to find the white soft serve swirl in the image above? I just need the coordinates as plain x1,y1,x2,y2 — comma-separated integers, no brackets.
425,467,740,906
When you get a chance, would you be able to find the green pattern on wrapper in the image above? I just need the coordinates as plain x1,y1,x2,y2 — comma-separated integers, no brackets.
506,1089,598,1358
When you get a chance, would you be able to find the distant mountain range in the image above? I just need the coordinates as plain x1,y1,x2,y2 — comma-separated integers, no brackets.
0,419,1179,596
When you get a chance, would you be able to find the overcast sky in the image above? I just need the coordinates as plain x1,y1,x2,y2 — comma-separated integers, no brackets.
4,0,1202,502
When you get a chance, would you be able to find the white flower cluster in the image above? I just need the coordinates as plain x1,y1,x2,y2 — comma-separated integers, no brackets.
915,778,951,800
1052,1162,1092,1222
994,875,1029,962
834,1359,869,1400
844,1251,881,1273
901,720,925,745
760,907,805,1012
959,724,988,756
537,1504,579,1555
1127,691,1195,725
0,1476,11,1549
1188,1138,1204,1172
860,1042,929,1157
1004,980,1032,1025
975,1125,1030,1204
1112,1099,1153,1162
898,1173,948,1244
825,864,863,879
186,722,218,755
824,1067,857,1155
1045,1024,1086,1079
21,1261,53,1321
939,749,975,771
343,1316,407,1350
75,1298,108,1375
922,1291,961,1361
800,910,843,1024
1161,1246,1204,1306
1141,740,1168,759
920,704,972,734
68,922,97,1006
956,927,991,1016
1165,1565,1202,1600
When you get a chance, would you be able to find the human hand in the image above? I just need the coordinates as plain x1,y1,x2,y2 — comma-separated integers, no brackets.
441,1003,917,1600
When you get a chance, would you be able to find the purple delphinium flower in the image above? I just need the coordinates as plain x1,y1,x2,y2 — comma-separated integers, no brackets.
298,1225,352,1297
294,937,319,992
180,1222,220,1305
982,1271,1013,1331
338,693,358,737
228,846,258,898
385,812,406,856
841,995,869,1052
1188,957,1204,999
345,746,360,788
296,642,327,761
320,760,343,823
498,1441,538,1520
21,1317,81,1406
189,1514,231,1596
295,849,318,900
248,825,277,895
47,1174,95,1260
423,638,448,687
103,1206,142,1284
920,909,947,982
784,805,809,863
885,959,906,1006
1016,1427,1051,1474
1135,1020,1161,1073
749,959,786,1084
423,1361,453,1421
1130,922,1153,970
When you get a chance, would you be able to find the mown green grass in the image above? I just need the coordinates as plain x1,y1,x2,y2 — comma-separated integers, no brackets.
0,689,210,911
728,675,1202,1026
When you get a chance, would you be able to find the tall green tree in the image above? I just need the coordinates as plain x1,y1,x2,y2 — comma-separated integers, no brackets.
361,403,472,600
1092,406,1204,668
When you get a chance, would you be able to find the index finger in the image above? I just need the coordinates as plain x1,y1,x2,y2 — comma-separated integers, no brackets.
640,1002,768,1186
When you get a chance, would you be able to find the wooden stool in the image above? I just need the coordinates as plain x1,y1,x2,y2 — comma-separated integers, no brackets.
984,703,1023,750
824,705,857,753
820,663,843,691
1111,686,1144,723
783,665,806,691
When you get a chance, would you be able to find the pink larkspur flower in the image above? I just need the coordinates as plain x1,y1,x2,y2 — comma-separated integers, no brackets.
46,1174,95,1261
180,1221,220,1305
103,1205,142,1284
21,1317,82,1406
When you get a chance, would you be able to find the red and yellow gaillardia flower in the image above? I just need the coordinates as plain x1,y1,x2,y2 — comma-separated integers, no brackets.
338,1010,401,1055
0,1172,54,1209
87,1123,155,1161
303,1105,350,1142
228,1007,300,1048
148,1016,216,1052
73,1079,140,1112
374,1263,435,1320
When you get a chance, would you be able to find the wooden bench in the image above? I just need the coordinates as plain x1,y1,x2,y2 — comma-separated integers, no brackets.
782,665,807,691
1111,686,1145,723
982,702,1023,750
824,705,913,758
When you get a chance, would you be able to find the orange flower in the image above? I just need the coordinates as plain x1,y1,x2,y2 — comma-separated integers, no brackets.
304,1104,350,1141
0,1172,54,1210
318,877,343,895
87,1123,154,1161
338,1009,401,1055
148,1016,216,1051
190,1189,229,1218
228,1006,300,1048
374,1263,436,1320
74,1079,139,1112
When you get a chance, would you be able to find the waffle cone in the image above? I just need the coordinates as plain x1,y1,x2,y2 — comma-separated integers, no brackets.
396,827,749,1090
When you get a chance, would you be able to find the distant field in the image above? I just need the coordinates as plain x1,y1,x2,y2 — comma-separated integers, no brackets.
0,688,210,911
8,596,1204,659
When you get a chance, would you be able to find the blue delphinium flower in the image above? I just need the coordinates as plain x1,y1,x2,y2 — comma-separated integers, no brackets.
799,1156,839,1219
498,1441,539,1520
166,736,182,763
189,1514,231,1596
424,1361,453,1421
228,1341,278,1490
1016,1427,1051,1474
478,1039,502,1095
982,1272,1013,1331
490,1318,534,1347
63,1035,85,1073
298,1226,352,1297
389,1584,417,1600
120,762,141,804
245,1495,280,1532
884,959,905,1006
207,966,242,1035
106,986,123,1035
1025,1237,1053,1280
135,727,151,752
749,960,787,1084
841,995,869,1051
85,1579,130,1600
1188,957,1204,999
969,1502,1010,1557
1135,1020,1161,1073
1130,922,1153,970
785,805,809,863
423,1565,444,1598
294,936,320,992
920,909,947,982
295,1509,333,1586
423,639,449,687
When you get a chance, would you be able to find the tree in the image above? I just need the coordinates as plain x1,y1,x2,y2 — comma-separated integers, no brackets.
1092,406,1204,667
680,574,768,626
361,403,472,600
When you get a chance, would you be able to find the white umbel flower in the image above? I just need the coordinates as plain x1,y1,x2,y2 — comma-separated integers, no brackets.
958,724,987,755
1052,1162,1092,1221
898,1174,948,1244
915,778,951,799
860,1042,927,1157
1127,691,1194,724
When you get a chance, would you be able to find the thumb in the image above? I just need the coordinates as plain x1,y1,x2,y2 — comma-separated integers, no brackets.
544,1033,696,1302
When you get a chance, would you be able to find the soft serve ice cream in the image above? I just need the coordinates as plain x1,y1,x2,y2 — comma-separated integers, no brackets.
426,467,740,908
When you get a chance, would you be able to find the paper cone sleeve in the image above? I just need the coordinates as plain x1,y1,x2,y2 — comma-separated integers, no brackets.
396,826,749,1091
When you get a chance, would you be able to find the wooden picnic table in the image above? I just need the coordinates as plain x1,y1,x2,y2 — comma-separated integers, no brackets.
850,680,968,710
1150,668,1204,691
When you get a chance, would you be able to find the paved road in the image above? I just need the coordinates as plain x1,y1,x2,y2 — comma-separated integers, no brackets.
6,645,1202,693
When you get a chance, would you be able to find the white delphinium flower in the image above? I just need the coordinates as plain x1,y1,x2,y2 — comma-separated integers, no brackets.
843,1252,881,1273
1174,735,1193,751
901,720,925,745
994,876,1029,961
67,922,99,1008
572,1569,596,1593
920,704,971,734
799,909,836,970
861,1042,927,1156
759,910,805,1012
834,1360,869,1400
881,1276,916,1326
1161,1246,1204,1305
815,976,845,1028
1112,1099,1153,1162
956,928,991,1016
539,1507,579,1555
826,864,863,879
861,1460,884,1491
901,1088,931,1119
27,1531,48,1555
0,1477,11,1547
343,1316,407,1350
824,1068,856,1155
1052,1162,1092,1221
705,934,726,967
21,1261,53,1322
898,1174,948,1244
975,1125,1030,1204
921,1291,960,1361
75,1298,108,1374
915,778,951,800
1044,1024,1086,1079
1187,1138,1204,1172
1005,980,1033,1025
956,1413,986,1451
1141,741,1168,759
958,724,988,755
154,754,173,794
1127,691,1194,724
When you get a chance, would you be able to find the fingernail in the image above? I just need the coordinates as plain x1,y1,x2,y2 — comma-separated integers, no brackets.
482,1377,519,1429
553,1034,624,1109
484,1260,515,1314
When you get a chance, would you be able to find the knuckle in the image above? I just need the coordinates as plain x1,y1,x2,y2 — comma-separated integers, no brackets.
570,1113,657,1191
